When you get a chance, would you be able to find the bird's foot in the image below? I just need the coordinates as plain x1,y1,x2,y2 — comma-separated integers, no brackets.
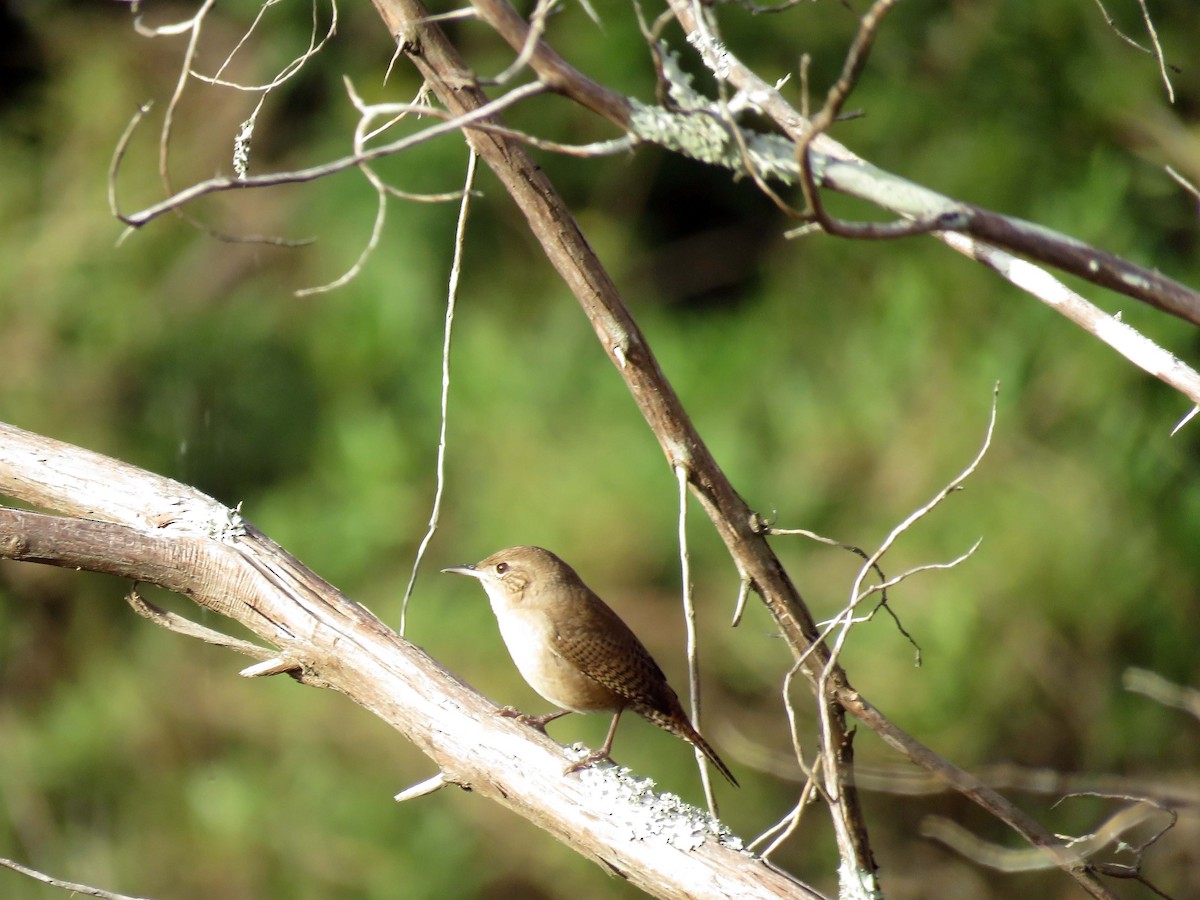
563,747,614,775
495,707,569,733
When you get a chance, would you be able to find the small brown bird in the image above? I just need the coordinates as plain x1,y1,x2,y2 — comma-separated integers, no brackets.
442,545,737,786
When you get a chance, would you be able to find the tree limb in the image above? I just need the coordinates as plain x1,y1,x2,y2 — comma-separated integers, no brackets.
471,0,1200,327
0,421,820,900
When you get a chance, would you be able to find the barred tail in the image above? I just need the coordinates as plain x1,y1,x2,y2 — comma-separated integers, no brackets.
687,727,739,787
638,703,739,787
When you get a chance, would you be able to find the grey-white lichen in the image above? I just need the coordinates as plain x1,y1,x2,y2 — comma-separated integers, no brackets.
153,496,246,543
233,116,255,180
628,45,799,185
571,748,744,852
685,29,732,80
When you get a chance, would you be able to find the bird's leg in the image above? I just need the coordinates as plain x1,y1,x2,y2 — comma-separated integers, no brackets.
496,707,572,733
564,709,623,774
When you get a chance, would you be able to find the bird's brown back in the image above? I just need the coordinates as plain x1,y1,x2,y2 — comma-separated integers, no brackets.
544,580,680,717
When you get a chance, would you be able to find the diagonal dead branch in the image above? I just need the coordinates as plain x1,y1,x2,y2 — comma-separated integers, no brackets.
0,422,822,900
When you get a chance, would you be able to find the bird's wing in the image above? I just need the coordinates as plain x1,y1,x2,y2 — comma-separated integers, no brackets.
550,595,674,709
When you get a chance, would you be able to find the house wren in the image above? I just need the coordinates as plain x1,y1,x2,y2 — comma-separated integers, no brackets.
442,545,737,786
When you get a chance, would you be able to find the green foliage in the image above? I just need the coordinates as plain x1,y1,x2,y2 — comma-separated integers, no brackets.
1,1,1198,897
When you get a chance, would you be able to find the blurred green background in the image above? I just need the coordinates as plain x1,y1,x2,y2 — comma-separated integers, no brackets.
1,0,1198,897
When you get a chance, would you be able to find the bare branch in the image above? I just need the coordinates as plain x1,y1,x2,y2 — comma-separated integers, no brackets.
111,81,548,227
126,588,275,659
192,0,337,93
0,857,151,900
1090,0,1176,103
295,81,446,296
659,0,1200,328
1123,667,1200,722
939,230,1200,408
486,0,558,86
400,149,479,633
394,772,449,802
921,801,1166,873
1167,165,1200,200
794,0,943,239
818,386,998,669
752,661,821,859
0,422,823,900
1132,0,1175,103
675,464,720,813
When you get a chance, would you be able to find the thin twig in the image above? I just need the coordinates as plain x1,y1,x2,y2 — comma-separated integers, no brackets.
749,658,821,858
111,81,548,226
1133,0,1175,103
295,82,445,296
795,0,960,239
194,0,337,93
394,772,448,801
1166,165,1199,200
729,576,751,626
1090,0,1151,54
400,149,479,636
922,800,1167,872
1123,667,1200,722
766,524,922,662
0,858,151,900
837,385,998,655
155,0,215,197
676,464,718,814
126,588,275,659
486,0,558,86
142,0,290,245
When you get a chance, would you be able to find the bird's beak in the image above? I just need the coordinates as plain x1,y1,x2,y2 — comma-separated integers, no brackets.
441,563,481,578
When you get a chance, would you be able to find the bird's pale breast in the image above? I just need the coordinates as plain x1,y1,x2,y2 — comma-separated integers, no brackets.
492,603,623,713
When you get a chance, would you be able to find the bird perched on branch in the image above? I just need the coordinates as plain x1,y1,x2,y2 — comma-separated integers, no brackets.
443,545,737,786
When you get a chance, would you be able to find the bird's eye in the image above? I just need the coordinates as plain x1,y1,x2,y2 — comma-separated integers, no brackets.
495,562,509,575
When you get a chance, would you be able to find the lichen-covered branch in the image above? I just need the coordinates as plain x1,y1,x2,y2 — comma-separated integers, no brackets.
0,422,821,900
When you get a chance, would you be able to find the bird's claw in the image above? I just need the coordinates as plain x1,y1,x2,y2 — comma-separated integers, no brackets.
495,707,564,733
563,748,613,775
